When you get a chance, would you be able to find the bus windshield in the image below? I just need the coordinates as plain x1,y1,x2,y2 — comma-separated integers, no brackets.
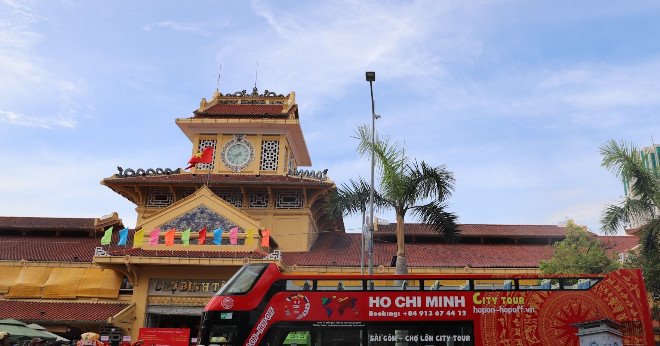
215,263,269,295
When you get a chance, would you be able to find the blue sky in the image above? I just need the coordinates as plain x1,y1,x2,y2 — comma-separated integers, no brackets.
1,0,659,235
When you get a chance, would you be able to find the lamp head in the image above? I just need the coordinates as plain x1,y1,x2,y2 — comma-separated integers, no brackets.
365,71,375,82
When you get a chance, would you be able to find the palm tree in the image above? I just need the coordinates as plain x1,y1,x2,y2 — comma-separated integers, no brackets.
600,140,660,254
600,140,660,322
331,125,460,275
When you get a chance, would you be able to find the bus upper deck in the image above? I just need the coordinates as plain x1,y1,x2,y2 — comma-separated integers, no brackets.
199,263,655,346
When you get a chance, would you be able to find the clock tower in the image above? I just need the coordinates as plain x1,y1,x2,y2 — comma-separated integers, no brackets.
102,87,343,252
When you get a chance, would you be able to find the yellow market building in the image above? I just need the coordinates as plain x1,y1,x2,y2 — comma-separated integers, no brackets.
0,88,641,345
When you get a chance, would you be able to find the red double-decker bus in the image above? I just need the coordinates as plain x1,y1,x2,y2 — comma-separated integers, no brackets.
198,263,654,345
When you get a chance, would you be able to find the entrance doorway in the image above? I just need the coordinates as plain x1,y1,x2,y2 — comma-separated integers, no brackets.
145,313,201,342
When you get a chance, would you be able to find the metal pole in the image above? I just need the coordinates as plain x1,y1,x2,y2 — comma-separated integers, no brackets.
361,210,365,275
368,76,376,276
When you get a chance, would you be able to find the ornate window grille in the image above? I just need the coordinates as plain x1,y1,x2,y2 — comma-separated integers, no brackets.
249,189,269,208
211,188,243,208
260,140,279,171
196,139,216,170
180,188,195,199
276,189,303,209
146,188,173,207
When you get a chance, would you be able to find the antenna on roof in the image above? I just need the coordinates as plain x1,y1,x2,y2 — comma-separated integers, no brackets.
254,61,259,90
216,63,222,91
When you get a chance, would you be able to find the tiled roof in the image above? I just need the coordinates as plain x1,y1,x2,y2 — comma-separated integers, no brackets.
0,231,269,262
0,300,129,323
0,217,96,231
376,223,566,238
598,235,640,253
1,235,102,262
0,227,640,268
282,233,556,268
281,233,640,268
102,173,333,186
196,104,289,117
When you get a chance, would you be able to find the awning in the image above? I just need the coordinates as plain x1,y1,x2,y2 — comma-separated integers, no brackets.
26,324,69,342
42,268,86,299
0,266,21,294
77,268,123,298
0,319,58,344
5,267,52,298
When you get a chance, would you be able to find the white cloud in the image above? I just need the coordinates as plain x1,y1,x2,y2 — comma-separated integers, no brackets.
145,21,215,37
0,110,76,128
0,0,89,128
214,0,485,108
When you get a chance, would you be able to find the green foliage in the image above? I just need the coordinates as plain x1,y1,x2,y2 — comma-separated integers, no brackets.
327,125,460,275
539,220,620,275
600,140,660,323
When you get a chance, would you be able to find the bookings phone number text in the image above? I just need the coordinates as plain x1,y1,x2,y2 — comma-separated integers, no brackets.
405,310,467,317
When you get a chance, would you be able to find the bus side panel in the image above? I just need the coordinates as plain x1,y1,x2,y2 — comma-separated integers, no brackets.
241,269,654,346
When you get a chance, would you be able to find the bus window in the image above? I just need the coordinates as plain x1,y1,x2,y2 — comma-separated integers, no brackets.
208,325,236,346
316,279,362,291
215,263,269,295
424,279,467,291
401,280,421,291
473,279,509,290
286,279,312,291
564,278,599,290
458,280,470,290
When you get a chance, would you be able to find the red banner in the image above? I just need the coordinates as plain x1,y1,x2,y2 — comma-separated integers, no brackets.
137,328,190,346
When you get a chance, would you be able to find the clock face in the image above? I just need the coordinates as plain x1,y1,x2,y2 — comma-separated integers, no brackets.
226,143,250,166
221,135,255,172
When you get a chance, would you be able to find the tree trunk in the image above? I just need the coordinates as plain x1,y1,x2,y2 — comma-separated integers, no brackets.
395,255,408,276
395,213,408,276
396,214,405,257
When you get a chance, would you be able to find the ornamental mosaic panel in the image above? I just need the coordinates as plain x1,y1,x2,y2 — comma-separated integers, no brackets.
196,139,216,170
276,189,303,209
159,205,245,245
249,189,269,208
260,140,279,171
146,188,173,207
211,188,243,208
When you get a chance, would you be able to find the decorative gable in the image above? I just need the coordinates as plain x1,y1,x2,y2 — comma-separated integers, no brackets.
138,185,263,249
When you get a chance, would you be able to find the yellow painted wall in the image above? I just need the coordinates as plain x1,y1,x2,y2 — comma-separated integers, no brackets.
191,134,291,175
125,264,242,341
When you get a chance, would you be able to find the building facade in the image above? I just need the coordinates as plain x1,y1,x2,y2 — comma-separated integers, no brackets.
0,88,642,344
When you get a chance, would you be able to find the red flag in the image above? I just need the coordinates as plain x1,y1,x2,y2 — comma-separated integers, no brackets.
261,229,270,247
165,228,176,246
198,227,207,245
186,146,214,169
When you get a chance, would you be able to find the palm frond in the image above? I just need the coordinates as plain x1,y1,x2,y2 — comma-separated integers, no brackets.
412,201,460,242
601,198,654,234
639,218,660,255
600,140,660,205
325,178,388,218
600,139,638,178
406,161,455,201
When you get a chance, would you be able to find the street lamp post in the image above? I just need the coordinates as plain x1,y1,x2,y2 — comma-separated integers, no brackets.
365,71,376,275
